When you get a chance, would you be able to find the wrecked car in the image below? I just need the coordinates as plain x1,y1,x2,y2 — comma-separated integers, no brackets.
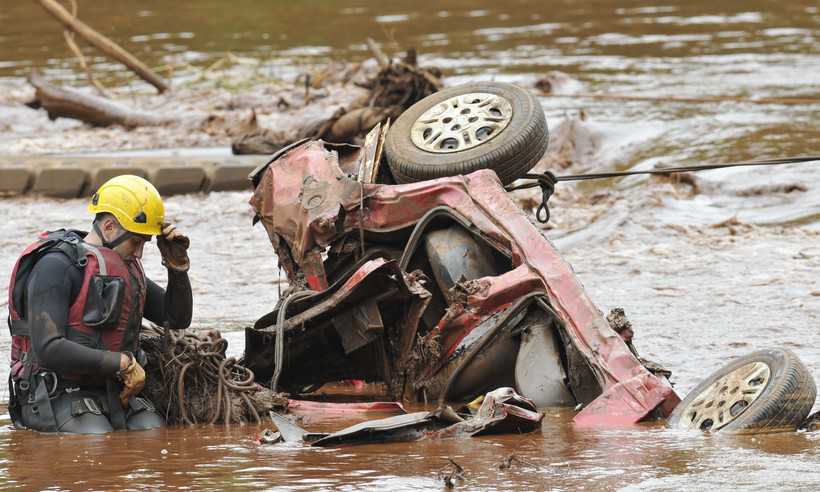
243,82,679,427
242,82,816,432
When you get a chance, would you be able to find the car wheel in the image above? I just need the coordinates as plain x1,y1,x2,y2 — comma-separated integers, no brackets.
668,348,816,434
384,82,548,185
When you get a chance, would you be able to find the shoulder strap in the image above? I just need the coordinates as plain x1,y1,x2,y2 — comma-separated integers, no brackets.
8,231,88,337
77,242,107,275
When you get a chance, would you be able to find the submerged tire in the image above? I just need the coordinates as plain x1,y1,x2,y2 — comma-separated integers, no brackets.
384,82,548,185
669,349,816,434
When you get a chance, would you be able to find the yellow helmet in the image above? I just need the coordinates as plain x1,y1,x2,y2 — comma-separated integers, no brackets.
88,175,165,236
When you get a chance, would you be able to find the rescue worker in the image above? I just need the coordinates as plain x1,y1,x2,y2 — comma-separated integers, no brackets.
7,175,192,434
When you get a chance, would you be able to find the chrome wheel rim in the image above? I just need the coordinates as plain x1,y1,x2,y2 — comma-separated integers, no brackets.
410,92,513,153
678,361,771,431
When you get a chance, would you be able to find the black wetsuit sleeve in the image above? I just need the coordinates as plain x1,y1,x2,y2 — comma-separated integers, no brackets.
27,253,121,376
143,269,192,330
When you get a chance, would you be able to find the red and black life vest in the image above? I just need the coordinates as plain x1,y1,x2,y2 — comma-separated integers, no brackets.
7,230,147,381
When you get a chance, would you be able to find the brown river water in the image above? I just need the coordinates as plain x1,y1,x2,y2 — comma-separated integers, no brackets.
1,1,820,490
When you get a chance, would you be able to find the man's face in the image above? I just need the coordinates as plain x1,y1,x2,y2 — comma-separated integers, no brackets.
114,234,148,261
100,218,149,261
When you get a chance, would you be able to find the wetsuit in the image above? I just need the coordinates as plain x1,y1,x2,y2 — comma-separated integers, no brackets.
26,252,192,377
12,240,192,434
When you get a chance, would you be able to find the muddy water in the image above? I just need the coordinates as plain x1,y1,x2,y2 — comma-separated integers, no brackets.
2,0,820,490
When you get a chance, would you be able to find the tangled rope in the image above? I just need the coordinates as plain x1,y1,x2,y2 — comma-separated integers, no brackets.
140,325,286,426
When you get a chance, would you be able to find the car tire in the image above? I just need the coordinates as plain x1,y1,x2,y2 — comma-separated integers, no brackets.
668,348,816,434
384,82,548,185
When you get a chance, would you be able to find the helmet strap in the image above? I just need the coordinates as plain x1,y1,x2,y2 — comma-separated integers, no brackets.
92,221,132,250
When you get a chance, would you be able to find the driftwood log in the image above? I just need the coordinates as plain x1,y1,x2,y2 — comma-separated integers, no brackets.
26,72,175,127
36,0,169,93
366,37,390,68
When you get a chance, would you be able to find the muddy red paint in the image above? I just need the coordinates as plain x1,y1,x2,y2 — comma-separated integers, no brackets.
248,139,679,425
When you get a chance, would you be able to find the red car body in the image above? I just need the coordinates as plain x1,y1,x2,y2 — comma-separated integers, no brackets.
247,138,679,426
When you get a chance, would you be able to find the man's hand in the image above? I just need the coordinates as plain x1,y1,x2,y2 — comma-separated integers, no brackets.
117,352,146,407
157,223,190,272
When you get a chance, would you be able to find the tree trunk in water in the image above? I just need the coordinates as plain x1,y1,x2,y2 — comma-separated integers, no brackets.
26,72,174,128
35,0,169,93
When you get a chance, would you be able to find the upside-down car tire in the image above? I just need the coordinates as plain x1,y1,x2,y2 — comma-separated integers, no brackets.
384,82,548,185
668,348,816,434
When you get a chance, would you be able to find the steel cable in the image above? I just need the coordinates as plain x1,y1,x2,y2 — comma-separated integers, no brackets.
505,155,820,224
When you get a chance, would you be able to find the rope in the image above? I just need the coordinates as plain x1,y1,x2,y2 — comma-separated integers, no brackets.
506,155,820,224
144,325,270,426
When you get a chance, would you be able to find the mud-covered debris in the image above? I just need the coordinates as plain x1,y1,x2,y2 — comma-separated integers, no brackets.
448,278,491,304
606,308,672,379
498,454,537,470
257,428,282,444
534,71,576,95
232,45,442,153
711,216,741,228
800,411,820,432
408,333,442,389
651,171,700,195
26,72,180,128
438,458,465,489
434,387,543,438
606,307,633,338
735,183,807,197
710,216,752,232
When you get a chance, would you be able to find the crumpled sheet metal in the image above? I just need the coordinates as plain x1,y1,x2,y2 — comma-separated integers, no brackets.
428,266,542,362
250,140,362,266
267,410,435,446
245,258,431,395
250,140,679,425
287,400,406,416
265,387,542,448
268,412,329,444
310,411,437,447
434,387,543,438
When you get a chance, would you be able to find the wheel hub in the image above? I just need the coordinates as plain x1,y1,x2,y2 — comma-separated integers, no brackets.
678,361,771,431
410,92,513,153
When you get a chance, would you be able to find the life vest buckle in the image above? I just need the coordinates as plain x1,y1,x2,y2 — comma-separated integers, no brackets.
39,372,59,398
